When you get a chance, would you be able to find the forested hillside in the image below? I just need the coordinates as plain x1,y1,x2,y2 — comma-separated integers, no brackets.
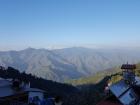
68,63,140,86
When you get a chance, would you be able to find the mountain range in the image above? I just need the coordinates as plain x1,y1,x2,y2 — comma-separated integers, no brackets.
0,47,140,82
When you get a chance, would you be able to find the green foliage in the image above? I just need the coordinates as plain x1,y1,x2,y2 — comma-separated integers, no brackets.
135,63,140,76
67,63,140,88
66,66,122,85
110,74,122,84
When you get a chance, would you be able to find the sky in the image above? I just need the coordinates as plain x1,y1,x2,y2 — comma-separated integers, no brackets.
0,0,140,50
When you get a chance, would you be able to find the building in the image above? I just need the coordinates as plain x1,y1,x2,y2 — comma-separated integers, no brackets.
0,78,46,105
97,64,140,105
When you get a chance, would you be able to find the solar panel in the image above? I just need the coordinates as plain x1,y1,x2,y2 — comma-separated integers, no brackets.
109,79,138,105
109,80,130,97
119,88,138,105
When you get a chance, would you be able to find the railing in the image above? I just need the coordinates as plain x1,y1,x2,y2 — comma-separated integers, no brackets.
10,101,28,105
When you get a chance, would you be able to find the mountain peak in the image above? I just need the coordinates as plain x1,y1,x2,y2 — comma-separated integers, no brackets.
25,47,36,50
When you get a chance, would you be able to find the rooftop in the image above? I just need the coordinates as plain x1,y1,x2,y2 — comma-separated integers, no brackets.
0,78,45,98
121,64,136,70
0,78,11,87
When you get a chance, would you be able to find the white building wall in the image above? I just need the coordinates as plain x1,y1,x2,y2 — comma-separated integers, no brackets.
28,92,44,100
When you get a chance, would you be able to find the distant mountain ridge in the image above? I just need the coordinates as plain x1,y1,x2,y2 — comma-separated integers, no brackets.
0,47,140,82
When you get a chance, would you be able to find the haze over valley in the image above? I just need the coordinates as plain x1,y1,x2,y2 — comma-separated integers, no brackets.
0,47,140,82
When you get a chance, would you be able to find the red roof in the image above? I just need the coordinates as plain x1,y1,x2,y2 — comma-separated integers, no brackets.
121,64,136,70
97,101,121,105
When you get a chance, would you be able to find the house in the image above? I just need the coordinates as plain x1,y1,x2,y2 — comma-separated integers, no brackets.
0,78,46,105
97,64,140,105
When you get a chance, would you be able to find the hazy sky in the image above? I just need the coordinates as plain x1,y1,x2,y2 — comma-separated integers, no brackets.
0,0,140,50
